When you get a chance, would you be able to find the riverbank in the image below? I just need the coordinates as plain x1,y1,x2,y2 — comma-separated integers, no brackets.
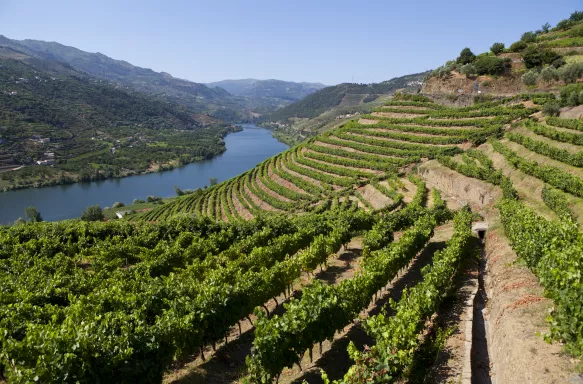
0,126,243,192
0,124,288,224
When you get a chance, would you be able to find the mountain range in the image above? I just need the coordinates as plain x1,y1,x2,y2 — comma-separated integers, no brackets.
0,35,327,121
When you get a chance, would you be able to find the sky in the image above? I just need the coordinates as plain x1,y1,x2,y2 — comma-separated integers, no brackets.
0,0,580,85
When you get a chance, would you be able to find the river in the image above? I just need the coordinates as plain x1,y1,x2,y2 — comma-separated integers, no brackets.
0,124,288,224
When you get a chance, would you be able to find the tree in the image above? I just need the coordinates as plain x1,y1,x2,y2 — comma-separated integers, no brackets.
543,102,561,117
473,56,509,76
81,205,104,222
490,42,505,55
459,63,476,77
456,48,476,65
541,67,559,83
175,185,185,196
542,22,551,33
570,11,583,22
568,91,579,107
112,202,125,208
24,206,43,222
521,31,538,43
209,177,218,186
13,217,26,226
509,40,528,52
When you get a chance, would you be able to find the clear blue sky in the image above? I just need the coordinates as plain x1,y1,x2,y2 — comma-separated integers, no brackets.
0,0,580,85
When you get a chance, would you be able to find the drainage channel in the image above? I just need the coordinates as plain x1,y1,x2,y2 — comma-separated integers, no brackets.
471,245,492,384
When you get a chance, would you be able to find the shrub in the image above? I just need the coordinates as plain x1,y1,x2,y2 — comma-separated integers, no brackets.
456,47,476,65
570,11,583,22
522,70,538,86
540,66,559,82
112,202,125,208
556,19,572,31
146,195,162,203
522,46,562,69
560,83,583,104
521,31,538,43
81,205,104,222
568,91,579,106
558,62,583,83
473,56,509,75
133,199,145,204
542,22,551,33
543,102,561,116
490,42,505,55
24,206,42,222
459,63,476,77
509,40,528,52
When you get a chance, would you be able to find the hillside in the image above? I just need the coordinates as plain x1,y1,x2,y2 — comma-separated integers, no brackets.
206,78,326,100
4,10,583,384
0,55,236,190
0,35,258,121
424,11,583,97
261,72,427,144
267,73,426,122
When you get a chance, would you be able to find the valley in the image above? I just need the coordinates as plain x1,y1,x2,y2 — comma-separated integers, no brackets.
3,7,583,384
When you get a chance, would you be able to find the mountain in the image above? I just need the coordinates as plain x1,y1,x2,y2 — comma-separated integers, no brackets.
206,79,327,101
266,72,427,123
0,52,235,190
0,35,249,120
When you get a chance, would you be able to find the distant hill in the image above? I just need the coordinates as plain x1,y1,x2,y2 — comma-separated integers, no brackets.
207,79,327,101
266,72,427,122
0,35,252,121
0,54,235,190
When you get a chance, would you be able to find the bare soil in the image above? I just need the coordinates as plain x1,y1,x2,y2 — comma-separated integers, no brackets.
357,184,393,210
358,118,378,125
372,111,425,119
230,188,253,220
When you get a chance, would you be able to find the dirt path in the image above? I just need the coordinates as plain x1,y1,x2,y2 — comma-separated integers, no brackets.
313,139,402,159
163,237,366,384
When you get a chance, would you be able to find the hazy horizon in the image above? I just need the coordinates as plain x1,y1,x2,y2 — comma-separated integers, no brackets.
0,0,580,85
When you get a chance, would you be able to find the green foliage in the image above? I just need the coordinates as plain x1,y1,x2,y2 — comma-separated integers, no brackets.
473,55,510,75
521,31,538,43
498,198,583,357
491,139,583,198
522,46,563,69
146,195,162,203
24,206,43,222
558,62,583,83
509,40,528,52
209,177,218,186
507,131,583,167
328,209,473,383
540,66,559,82
547,116,583,131
543,102,561,116
561,83,583,104
542,185,575,219
81,205,104,221
542,22,552,33
490,42,505,54
522,70,539,86
456,47,476,65
112,202,125,208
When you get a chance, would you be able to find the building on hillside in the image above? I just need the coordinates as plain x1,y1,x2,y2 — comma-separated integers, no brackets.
115,210,132,219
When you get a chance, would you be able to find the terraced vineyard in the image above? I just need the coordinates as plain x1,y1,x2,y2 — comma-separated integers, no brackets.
138,95,534,222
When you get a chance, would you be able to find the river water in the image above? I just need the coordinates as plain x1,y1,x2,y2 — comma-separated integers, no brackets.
0,124,288,224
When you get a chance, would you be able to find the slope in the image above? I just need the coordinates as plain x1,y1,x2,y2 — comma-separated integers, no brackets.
0,56,236,191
